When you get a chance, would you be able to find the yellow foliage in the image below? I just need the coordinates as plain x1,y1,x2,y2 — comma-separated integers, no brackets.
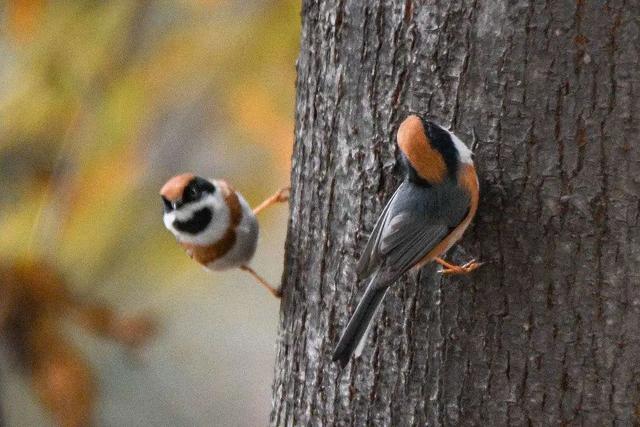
0,0,300,291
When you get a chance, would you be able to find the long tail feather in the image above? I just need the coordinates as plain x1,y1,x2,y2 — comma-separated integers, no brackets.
332,274,388,368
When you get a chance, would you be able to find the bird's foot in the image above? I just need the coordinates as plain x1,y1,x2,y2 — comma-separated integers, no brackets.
435,257,483,275
273,186,290,203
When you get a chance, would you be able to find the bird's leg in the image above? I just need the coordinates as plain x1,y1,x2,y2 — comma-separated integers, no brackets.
240,265,282,298
245,187,288,296
435,257,483,275
252,186,290,215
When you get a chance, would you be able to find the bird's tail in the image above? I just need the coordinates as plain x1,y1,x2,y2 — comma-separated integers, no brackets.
332,273,389,368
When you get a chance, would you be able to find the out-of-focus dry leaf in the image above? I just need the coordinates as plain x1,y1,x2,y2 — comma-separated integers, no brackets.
6,0,44,42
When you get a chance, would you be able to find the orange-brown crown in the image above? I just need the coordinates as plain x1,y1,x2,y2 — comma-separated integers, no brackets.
160,173,195,202
397,115,447,184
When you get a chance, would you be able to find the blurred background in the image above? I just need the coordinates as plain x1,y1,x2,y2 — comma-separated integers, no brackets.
0,0,298,426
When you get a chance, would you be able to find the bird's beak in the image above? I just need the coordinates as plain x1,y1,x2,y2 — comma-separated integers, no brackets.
162,196,174,213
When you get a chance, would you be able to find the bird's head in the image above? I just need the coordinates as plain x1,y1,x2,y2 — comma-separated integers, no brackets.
160,174,230,245
397,115,473,185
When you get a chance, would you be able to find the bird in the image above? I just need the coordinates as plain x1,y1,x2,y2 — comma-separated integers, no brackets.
160,174,289,298
332,114,481,367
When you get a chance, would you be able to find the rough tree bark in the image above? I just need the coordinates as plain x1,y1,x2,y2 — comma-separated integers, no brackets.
271,1,640,425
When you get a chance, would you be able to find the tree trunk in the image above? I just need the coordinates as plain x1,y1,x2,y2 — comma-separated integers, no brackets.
271,1,640,425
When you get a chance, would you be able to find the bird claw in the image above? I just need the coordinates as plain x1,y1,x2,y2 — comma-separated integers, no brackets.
252,186,291,215
275,186,290,203
438,259,483,275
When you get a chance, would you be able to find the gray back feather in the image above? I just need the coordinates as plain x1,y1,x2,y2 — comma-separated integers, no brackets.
356,179,470,285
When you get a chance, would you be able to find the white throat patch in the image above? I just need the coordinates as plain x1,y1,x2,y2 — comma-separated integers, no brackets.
448,129,474,165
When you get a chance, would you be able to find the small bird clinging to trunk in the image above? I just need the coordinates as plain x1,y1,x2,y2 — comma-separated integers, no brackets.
332,114,482,367
161,174,289,298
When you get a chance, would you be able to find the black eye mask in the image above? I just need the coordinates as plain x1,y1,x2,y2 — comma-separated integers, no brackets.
181,177,217,205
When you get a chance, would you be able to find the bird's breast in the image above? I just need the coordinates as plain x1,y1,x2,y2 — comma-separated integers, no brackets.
180,190,259,271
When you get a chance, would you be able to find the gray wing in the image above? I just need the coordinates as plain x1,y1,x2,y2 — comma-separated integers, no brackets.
355,189,399,278
356,180,470,284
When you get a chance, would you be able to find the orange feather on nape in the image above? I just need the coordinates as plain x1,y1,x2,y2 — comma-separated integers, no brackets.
397,115,447,184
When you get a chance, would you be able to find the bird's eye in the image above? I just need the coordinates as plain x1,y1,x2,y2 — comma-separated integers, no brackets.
186,186,200,201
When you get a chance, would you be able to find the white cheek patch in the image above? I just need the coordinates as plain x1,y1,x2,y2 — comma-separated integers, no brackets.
162,192,232,246
448,130,473,165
